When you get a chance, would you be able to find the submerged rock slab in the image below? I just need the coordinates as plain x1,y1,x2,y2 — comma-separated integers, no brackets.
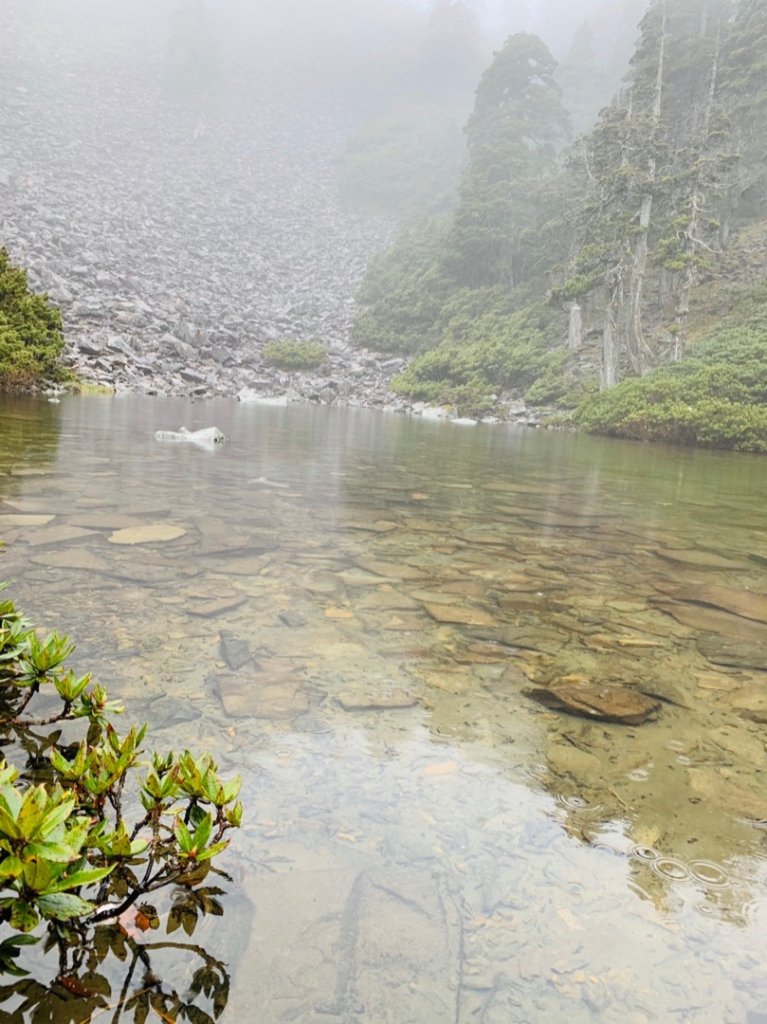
655,582,767,625
355,558,426,581
337,689,418,712
30,548,112,573
654,548,743,570
0,513,55,527
527,679,661,725
422,603,498,627
108,523,186,545
697,633,767,671
25,525,97,547
688,767,767,821
653,599,767,641
218,630,254,671
727,684,767,724
187,594,248,618
230,868,461,1023
213,670,308,720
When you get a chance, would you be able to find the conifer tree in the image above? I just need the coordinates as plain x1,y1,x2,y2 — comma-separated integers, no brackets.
444,32,569,288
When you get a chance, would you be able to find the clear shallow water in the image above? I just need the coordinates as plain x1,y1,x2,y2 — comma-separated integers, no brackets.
1,395,766,1023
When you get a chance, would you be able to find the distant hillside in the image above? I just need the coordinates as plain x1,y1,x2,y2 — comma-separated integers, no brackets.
352,0,767,452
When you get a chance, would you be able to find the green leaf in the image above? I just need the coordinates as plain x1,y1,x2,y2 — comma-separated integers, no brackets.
0,804,21,841
17,787,46,840
38,796,77,839
174,818,193,853
221,777,242,804
25,840,78,863
0,855,23,881
21,856,57,893
10,900,39,932
37,892,95,921
195,840,229,862
43,865,114,894
192,814,213,852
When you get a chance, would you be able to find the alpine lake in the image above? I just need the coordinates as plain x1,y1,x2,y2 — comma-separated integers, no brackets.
1,394,766,1024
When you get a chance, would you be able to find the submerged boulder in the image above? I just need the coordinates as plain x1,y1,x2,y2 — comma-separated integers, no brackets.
154,426,227,447
527,678,661,725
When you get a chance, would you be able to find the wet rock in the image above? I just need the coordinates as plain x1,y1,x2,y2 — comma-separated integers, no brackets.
187,595,248,618
697,633,767,671
688,767,767,820
30,548,112,573
422,602,498,628
23,525,96,547
546,739,601,778
527,679,661,724
480,626,564,656
213,669,308,720
655,582,767,625
108,523,186,545
637,677,695,709
218,630,254,671
654,548,744,570
278,610,308,628
69,512,146,530
0,513,55,527
337,689,418,711
143,695,202,730
654,599,767,641
726,684,767,724
354,558,425,581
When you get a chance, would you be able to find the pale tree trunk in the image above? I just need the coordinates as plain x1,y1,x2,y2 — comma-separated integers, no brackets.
601,267,623,389
675,26,721,358
627,0,666,376
567,303,583,350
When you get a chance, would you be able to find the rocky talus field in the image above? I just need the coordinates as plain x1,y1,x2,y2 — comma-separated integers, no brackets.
0,19,405,405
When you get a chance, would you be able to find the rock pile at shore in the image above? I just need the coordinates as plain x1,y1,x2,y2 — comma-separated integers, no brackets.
0,18,405,406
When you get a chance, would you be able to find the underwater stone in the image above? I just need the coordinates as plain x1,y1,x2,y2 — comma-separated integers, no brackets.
527,679,661,725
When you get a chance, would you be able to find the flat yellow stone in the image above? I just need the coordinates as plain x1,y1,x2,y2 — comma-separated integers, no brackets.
0,514,55,526
422,603,498,627
108,524,186,545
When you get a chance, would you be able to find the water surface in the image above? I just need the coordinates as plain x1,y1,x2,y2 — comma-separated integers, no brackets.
1,395,766,1023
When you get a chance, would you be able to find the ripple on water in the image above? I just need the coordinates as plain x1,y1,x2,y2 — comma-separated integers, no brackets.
651,857,691,881
689,859,730,888
631,844,660,862
693,900,719,919
557,794,589,810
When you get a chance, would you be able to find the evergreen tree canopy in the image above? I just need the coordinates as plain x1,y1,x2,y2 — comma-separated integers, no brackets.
445,33,569,287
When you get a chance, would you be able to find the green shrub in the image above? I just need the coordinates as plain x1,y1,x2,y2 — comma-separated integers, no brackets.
352,219,452,355
262,339,328,371
524,354,599,408
0,249,66,388
0,576,241,1013
574,302,767,452
392,300,566,409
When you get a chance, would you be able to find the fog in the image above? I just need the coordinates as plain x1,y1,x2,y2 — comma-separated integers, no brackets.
1,0,638,103
0,0,645,395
